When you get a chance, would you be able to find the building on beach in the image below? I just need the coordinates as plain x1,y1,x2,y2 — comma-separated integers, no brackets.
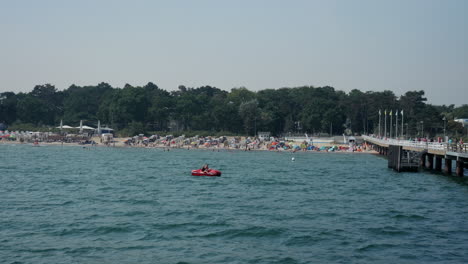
455,118,468,128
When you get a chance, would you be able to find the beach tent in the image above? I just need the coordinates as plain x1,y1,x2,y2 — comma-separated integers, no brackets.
56,125,74,129
100,127,114,134
74,125,94,130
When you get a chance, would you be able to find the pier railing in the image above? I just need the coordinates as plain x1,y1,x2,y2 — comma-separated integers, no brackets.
362,135,468,153
448,143,468,153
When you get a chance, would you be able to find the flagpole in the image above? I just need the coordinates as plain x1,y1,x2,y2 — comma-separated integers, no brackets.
401,110,404,138
390,110,393,138
384,110,387,138
395,110,398,140
378,110,381,137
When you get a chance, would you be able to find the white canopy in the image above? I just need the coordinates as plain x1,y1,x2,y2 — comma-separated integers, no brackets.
76,125,95,130
56,125,74,129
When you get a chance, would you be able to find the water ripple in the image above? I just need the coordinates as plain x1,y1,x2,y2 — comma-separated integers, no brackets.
1,145,468,263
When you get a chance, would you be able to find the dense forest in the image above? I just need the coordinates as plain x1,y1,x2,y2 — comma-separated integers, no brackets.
0,83,467,138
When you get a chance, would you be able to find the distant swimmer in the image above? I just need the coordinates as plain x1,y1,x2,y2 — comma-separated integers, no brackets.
292,157,295,161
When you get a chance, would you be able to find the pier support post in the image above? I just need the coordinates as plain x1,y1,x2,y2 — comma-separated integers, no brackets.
435,156,442,171
456,161,464,177
420,154,426,168
445,159,452,174
426,154,434,170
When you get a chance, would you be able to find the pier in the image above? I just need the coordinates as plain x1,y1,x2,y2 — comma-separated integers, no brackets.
363,135,468,176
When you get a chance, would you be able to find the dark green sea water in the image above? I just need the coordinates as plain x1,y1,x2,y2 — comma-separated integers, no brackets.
1,144,468,264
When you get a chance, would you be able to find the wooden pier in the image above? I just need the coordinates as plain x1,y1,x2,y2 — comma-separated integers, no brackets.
363,136,468,176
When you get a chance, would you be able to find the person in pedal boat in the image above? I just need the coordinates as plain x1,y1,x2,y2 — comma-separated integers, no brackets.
201,164,209,172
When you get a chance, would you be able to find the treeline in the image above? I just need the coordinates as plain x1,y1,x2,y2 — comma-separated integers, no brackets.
0,82,467,138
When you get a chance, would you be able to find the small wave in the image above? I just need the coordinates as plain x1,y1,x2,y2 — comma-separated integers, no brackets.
164,210,195,217
393,214,427,220
150,222,192,230
399,254,417,259
116,245,155,251
65,246,105,254
248,257,299,264
366,226,410,236
274,257,300,264
131,199,159,205
19,247,71,253
93,225,133,235
357,243,397,251
54,228,87,236
151,220,229,231
57,179,74,185
284,235,321,246
0,165,18,170
82,214,100,220
123,210,147,217
201,226,285,239
60,200,74,206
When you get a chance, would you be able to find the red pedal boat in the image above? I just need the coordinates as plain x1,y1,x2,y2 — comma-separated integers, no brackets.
191,169,222,177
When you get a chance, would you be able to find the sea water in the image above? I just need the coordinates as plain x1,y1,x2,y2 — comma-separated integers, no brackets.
1,144,468,264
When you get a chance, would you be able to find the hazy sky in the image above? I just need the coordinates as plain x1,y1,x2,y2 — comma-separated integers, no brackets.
1,0,467,105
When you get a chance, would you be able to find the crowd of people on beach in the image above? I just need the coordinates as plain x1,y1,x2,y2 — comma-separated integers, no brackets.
0,130,95,144
1,129,375,153
120,134,370,153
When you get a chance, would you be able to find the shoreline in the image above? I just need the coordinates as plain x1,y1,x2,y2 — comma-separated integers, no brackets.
0,138,378,154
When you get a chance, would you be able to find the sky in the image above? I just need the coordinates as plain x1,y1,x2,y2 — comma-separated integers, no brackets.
1,0,467,105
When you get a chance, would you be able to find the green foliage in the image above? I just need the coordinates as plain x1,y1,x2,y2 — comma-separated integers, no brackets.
239,99,259,136
0,92,18,124
2,82,465,139
117,121,146,137
8,122,54,132
452,105,468,119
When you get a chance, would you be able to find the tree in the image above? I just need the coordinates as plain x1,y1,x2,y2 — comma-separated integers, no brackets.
2,81,460,139
0,92,18,124
453,105,468,119
239,99,259,136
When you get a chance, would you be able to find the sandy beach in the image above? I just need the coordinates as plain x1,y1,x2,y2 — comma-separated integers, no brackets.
0,136,377,154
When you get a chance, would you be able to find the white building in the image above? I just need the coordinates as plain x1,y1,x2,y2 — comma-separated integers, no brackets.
454,118,468,128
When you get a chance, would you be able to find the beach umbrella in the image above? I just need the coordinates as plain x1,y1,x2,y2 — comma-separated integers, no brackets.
60,119,63,131
97,120,101,134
